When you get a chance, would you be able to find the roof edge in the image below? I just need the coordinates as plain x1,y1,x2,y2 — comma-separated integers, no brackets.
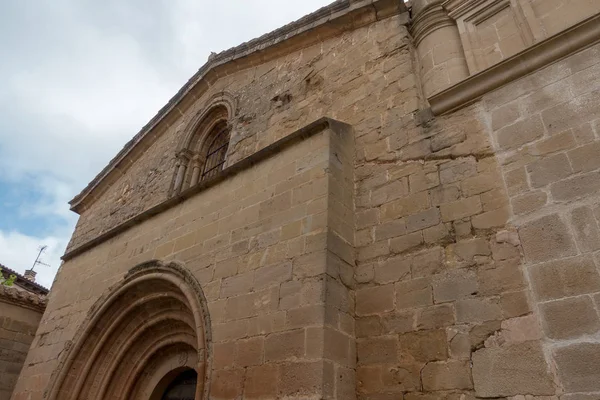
69,0,407,213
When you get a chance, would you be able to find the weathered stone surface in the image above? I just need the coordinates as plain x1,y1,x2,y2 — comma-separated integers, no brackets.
529,256,600,301
539,296,600,339
554,343,600,392
519,214,578,263
421,360,473,391
472,342,555,397
398,330,448,362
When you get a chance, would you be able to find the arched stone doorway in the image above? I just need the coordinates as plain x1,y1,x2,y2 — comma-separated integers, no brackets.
154,369,197,400
44,260,211,400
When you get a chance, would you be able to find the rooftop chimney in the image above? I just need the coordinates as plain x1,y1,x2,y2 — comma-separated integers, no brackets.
24,269,37,282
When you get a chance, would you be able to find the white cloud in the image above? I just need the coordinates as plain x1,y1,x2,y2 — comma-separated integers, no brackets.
0,231,67,289
0,0,334,288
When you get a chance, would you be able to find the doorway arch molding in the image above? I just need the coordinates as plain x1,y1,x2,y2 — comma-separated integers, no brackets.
43,260,212,400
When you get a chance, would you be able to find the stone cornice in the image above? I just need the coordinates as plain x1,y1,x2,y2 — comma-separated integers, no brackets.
428,12,600,115
442,0,493,19
68,0,406,214
409,2,455,46
62,118,352,261
0,285,47,312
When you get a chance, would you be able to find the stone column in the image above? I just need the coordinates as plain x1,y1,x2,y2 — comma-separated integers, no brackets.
173,156,189,194
410,0,469,98
190,156,202,187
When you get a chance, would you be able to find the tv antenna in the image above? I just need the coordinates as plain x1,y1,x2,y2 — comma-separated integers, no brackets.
32,245,51,271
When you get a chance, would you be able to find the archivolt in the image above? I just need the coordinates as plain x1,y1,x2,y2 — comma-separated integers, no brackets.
44,260,212,400
178,91,237,152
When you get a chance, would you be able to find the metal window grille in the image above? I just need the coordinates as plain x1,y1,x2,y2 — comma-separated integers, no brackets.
200,124,230,181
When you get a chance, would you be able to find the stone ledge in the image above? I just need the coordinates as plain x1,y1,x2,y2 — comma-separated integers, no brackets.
69,0,406,214
62,118,352,261
428,12,600,115
0,285,47,312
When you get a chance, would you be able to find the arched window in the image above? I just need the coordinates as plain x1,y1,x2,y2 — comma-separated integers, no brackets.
172,103,233,194
198,121,230,182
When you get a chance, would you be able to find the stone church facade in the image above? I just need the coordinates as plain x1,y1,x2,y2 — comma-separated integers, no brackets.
11,0,600,398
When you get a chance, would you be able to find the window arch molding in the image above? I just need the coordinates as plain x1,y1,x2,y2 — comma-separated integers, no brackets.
172,92,237,194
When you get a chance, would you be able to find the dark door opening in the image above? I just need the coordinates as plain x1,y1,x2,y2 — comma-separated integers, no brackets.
161,369,197,400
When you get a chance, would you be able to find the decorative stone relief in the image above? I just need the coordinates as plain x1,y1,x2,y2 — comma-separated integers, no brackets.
444,0,544,73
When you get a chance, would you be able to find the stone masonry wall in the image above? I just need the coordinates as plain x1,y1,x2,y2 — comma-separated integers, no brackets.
0,300,43,400
15,4,600,400
12,124,358,399
485,42,600,397
67,13,415,252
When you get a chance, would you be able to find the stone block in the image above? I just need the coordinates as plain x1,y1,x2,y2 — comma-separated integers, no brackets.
505,167,529,196
235,336,265,367
357,336,398,364
529,256,600,301
356,209,379,230
406,208,440,233
398,330,448,362
430,185,461,205
220,271,255,298
417,304,455,330
356,316,383,338
279,361,333,397
440,196,482,222
245,364,279,399
460,176,496,203
286,305,325,329
472,342,555,397
540,296,600,339
264,329,305,362
500,290,532,318
496,115,544,151
411,247,445,278
449,238,491,263
456,298,502,323
519,214,577,264
471,207,510,229
409,170,440,193
381,191,430,221
433,270,478,303
554,343,600,392
529,129,576,155
421,360,473,391
381,311,415,334
439,158,477,184
477,260,525,296
511,191,547,215
356,284,395,316
213,342,235,369
551,170,600,201
375,219,407,241
500,314,543,344
569,206,600,252
527,153,573,188
423,222,452,244
396,278,433,310
390,231,423,254
568,141,600,173
211,368,245,399
374,256,411,284
491,102,520,131
469,320,502,349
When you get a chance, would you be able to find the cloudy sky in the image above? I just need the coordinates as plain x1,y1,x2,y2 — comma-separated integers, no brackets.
0,0,333,288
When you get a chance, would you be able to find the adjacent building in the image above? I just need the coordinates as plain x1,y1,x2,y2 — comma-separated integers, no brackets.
1,266,48,400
